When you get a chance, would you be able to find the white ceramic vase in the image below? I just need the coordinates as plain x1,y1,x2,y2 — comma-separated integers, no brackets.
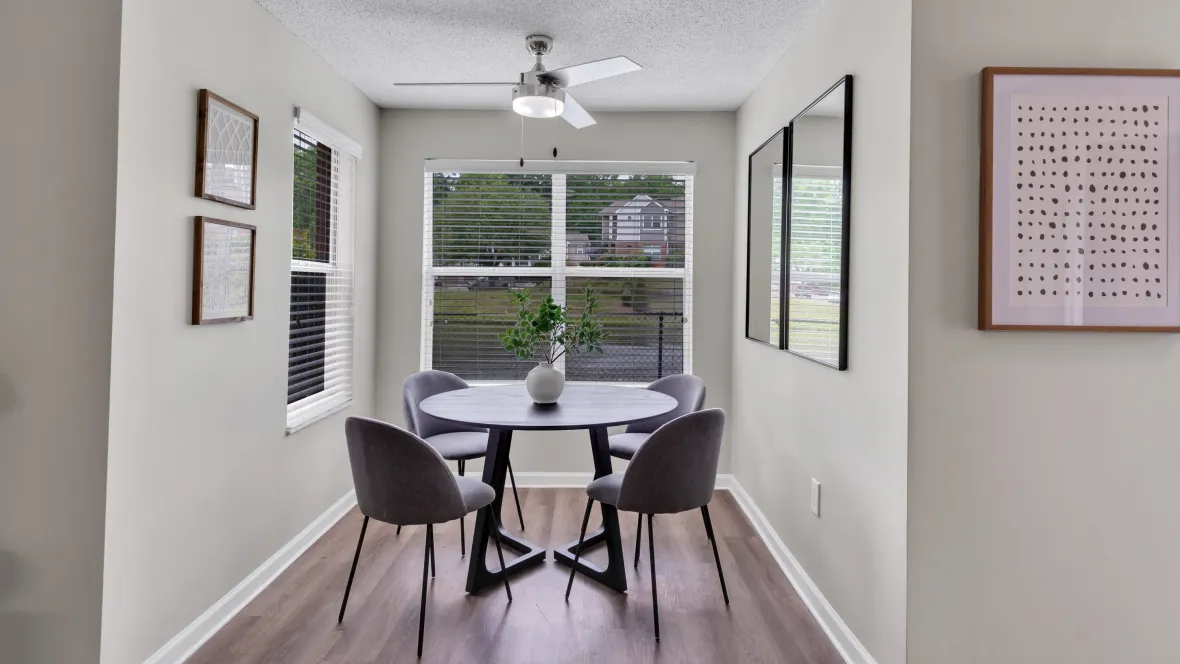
526,362,565,404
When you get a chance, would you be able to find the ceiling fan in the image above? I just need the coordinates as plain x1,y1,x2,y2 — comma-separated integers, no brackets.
394,35,642,129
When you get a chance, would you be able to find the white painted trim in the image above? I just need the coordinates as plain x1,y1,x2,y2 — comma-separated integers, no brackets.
143,490,358,664
294,107,363,158
510,471,734,489
425,266,687,278
424,159,696,175
726,479,877,664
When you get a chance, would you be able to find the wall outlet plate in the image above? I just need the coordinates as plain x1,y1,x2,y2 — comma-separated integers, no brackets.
810,478,821,516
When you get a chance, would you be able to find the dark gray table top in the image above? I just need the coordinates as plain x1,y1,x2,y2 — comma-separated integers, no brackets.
419,384,677,431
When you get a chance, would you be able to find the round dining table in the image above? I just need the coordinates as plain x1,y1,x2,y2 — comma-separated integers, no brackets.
419,383,677,594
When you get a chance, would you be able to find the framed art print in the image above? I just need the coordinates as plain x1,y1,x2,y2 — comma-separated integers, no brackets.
192,216,256,325
195,89,259,209
980,67,1180,330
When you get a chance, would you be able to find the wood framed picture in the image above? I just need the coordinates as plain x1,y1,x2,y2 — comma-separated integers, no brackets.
192,216,257,325
195,89,259,209
980,67,1180,331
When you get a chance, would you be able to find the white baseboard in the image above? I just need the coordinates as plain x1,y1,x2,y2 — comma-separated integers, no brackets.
511,471,735,489
143,490,358,664
726,480,876,664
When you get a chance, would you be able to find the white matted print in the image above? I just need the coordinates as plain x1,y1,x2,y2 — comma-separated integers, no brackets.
192,217,256,325
981,69,1180,330
195,90,259,209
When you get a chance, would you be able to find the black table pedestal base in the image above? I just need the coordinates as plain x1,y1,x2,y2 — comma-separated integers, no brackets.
553,520,628,592
462,422,637,595
466,525,546,593
467,429,550,593
552,427,628,593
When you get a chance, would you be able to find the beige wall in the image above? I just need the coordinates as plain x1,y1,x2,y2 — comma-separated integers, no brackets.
378,110,736,472
730,0,912,660
99,0,379,661
0,1,122,662
908,1,1180,662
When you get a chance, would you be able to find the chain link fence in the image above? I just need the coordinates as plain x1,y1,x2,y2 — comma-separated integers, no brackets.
432,312,685,383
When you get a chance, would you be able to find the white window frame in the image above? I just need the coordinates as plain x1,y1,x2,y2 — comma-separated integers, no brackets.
285,108,361,434
420,160,695,385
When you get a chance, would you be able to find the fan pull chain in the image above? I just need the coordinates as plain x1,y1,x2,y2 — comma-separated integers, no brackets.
519,114,525,168
552,98,558,158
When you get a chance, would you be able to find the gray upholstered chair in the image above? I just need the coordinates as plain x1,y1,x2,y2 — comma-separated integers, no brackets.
339,417,511,658
608,374,706,568
402,371,525,554
566,409,728,641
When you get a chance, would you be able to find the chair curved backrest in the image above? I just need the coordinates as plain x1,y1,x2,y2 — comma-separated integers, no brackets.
617,409,725,515
345,417,468,525
625,374,707,434
402,370,485,439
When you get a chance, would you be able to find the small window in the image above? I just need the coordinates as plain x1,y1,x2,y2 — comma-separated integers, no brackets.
287,116,360,433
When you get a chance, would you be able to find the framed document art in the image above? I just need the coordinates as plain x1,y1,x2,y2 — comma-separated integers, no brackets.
192,217,256,325
195,89,259,209
980,67,1180,330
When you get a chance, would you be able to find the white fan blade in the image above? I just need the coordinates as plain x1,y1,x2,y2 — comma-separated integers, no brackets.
394,82,518,86
561,93,596,129
543,56,641,88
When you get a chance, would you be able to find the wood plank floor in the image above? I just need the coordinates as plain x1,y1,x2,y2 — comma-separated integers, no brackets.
191,489,841,664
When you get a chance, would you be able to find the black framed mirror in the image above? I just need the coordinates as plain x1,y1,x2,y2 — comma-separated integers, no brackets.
745,128,787,346
784,75,852,369
744,75,852,370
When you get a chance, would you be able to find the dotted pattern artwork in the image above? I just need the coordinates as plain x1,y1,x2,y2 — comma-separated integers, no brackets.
1010,96,1168,307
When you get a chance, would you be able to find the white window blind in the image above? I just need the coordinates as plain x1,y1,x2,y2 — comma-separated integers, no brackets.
286,116,357,433
787,168,842,366
422,161,693,384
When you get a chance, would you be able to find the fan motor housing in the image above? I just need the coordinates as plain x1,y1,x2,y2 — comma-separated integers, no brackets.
525,34,554,56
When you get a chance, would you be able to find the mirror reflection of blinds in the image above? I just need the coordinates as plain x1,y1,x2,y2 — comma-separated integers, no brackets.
787,171,842,366
770,176,783,344
424,165,693,383
287,127,355,433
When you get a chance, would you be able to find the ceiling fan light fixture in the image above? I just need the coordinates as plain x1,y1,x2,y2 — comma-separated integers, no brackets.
512,84,565,119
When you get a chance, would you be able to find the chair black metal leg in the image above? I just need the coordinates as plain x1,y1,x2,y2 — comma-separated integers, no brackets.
337,515,368,623
634,513,643,569
701,505,729,605
647,514,660,641
565,498,595,600
507,460,525,531
418,524,432,658
458,460,466,557
429,527,436,578
488,509,513,602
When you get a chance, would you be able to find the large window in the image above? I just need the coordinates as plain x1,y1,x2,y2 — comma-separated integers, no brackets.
422,161,693,383
286,110,360,433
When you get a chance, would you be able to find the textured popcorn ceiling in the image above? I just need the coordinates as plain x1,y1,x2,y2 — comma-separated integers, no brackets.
256,0,825,111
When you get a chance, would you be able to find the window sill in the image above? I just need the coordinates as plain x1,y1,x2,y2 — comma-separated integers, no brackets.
286,395,353,436
466,379,649,388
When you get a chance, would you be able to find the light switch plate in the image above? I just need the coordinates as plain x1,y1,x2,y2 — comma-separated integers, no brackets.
810,478,821,516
